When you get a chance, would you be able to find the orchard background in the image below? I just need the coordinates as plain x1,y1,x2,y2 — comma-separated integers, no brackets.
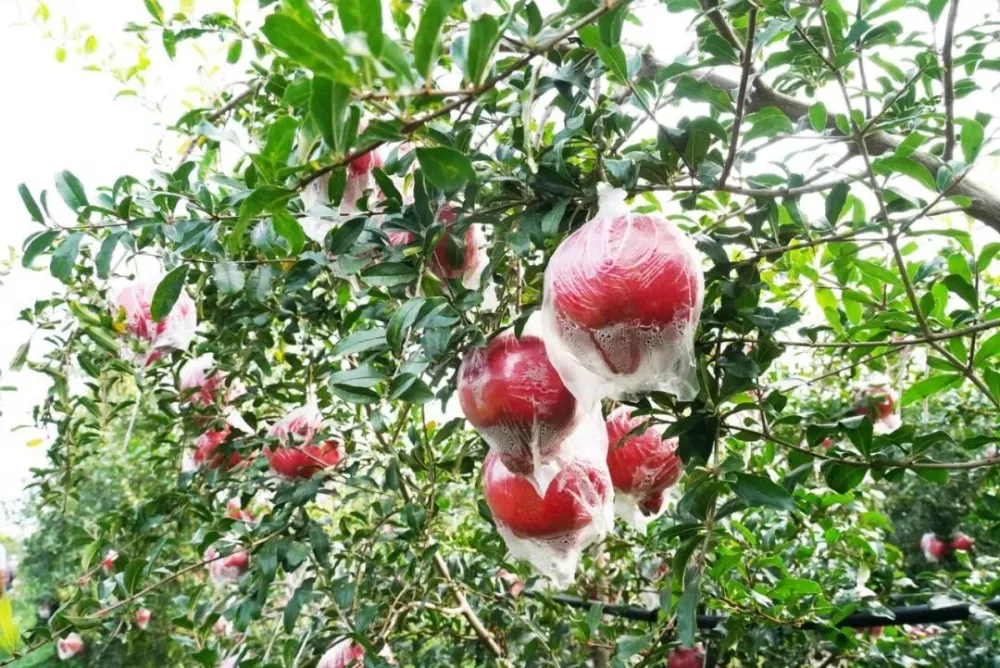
3,0,1000,666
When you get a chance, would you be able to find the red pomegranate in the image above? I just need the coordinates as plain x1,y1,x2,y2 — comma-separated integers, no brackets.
482,452,610,539
136,608,152,630
348,149,381,176
854,385,895,422
194,428,244,471
207,547,250,583
667,645,705,668
458,330,577,474
605,408,682,514
318,639,365,668
920,533,949,562
102,550,118,574
545,209,702,377
266,440,343,479
951,532,974,551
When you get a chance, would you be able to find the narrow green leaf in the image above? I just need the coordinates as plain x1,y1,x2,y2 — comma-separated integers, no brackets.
21,230,60,268
151,265,189,321
809,102,827,132
415,147,475,191
959,119,985,164
272,210,306,255
598,2,628,47
18,183,45,223
0,597,19,655
821,461,867,493
466,14,499,85
226,39,243,63
541,200,568,237
854,259,902,287
413,0,458,80
50,232,83,282
247,265,273,303
769,577,822,600
338,0,383,55
54,170,88,211
927,0,948,23
143,0,165,22
732,473,796,512
901,374,963,406
261,12,356,86
387,298,426,353
96,233,121,279
331,328,389,357
327,217,366,255
873,156,937,191
825,182,849,224
230,187,295,255
310,78,352,153
361,262,419,287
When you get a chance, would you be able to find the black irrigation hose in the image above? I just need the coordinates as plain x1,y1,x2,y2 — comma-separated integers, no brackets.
547,594,1000,629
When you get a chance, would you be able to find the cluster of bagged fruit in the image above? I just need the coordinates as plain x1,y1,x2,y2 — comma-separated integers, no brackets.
459,185,705,583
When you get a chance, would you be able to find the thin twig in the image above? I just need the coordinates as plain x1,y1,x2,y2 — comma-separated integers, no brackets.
942,0,961,161
719,7,757,188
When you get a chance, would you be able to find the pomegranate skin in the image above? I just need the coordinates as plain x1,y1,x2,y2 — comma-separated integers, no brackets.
458,331,577,474
951,532,974,551
546,212,702,376
265,440,343,479
348,150,382,176
605,408,682,510
482,451,609,539
854,385,895,421
194,428,244,471
667,645,705,668
920,533,949,562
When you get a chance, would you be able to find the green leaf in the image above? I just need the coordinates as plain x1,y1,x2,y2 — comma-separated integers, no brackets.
123,558,148,594
310,78,352,153
974,331,1000,366
769,577,822,601
416,147,475,191
854,259,902,287
96,233,121,279
339,0,383,55
331,328,389,357
541,200,569,237
466,14,499,85
597,45,628,81
151,265,189,322
942,273,978,308
230,187,295,255
821,461,867,493
389,374,435,403
143,0,165,22
328,216,366,254
284,580,313,633
927,0,948,23
744,108,793,141
50,232,83,282
18,183,45,223
732,473,796,512
809,102,827,132
272,210,306,255
226,39,243,64
247,265,273,303
901,374,963,406
0,597,19,656
413,0,458,80
10,341,30,372
213,261,246,296
387,298,426,353
959,119,985,164
261,11,356,86
598,2,628,47
361,262,419,287
825,182,849,224
262,115,299,167
54,170,88,211
21,230,60,268
675,568,700,647
615,634,651,660
873,156,937,191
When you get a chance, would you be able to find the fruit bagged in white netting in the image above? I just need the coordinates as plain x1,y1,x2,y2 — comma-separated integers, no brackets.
459,313,594,478
541,185,704,405
386,203,489,290
605,407,683,530
851,383,901,433
481,421,614,586
110,278,197,365
300,147,385,245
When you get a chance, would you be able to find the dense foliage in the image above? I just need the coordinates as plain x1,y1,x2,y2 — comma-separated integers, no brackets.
6,0,1000,666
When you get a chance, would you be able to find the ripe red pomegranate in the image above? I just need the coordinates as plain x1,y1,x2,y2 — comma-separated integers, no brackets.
207,547,250,582
266,440,343,479
57,633,85,661
348,149,381,176
605,409,682,514
544,207,702,378
458,330,577,474
821,437,834,449
102,550,118,574
854,385,895,422
482,451,610,539
951,532,974,551
194,428,244,471
920,533,949,562
667,645,704,668
136,608,152,630
387,206,486,287
318,640,365,668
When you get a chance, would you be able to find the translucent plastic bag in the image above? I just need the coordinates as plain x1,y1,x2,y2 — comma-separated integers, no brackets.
179,354,252,432
605,407,682,530
388,204,488,290
852,383,901,433
110,279,197,364
458,314,582,476
317,640,365,668
482,450,613,585
541,186,703,405
300,149,385,245
266,402,344,479
205,547,250,583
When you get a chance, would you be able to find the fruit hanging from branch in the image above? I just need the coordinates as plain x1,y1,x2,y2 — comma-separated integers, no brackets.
265,403,344,479
110,279,196,365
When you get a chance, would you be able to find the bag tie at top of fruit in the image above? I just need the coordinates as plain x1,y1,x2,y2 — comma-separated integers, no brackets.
540,186,705,406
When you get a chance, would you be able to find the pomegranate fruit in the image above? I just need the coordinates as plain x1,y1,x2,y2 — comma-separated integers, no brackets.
136,608,152,630
667,645,705,668
920,533,949,562
57,633,85,661
194,428,244,471
542,187,703,402
266,404,344,479
482,452,609,539
110,279,197,364
951,532,974,551
458,329,578,474
206,547,250,583
388,205,488,289
318,640,365,668
102,550,118,574
854,385,895,422
605,408,681,515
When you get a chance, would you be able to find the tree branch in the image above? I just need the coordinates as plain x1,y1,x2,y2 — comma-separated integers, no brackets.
942,0,961,161
719,6,757,188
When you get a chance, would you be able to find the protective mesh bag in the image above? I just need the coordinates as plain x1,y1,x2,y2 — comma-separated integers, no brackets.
459,313,589,477
852,383,901,433
482,447,613,586
265,401,344,478
605,407,682,530
110,278,197,365
541,186,704,406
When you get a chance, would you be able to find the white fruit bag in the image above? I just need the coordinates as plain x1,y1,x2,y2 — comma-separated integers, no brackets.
852,383,901,434
110,278,197,365
458,313,588,477
541,185,704,405
605,407,683,530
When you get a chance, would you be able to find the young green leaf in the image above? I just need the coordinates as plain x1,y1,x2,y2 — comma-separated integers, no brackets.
54,170,88,211
415,147,475,192
21,230,60,269
151,265,189,321
413,0,458,80
809,102,827,132
49,232,83,282
18,183,45,223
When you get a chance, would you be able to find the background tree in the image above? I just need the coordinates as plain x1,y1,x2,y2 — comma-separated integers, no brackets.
5,0,1000,666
